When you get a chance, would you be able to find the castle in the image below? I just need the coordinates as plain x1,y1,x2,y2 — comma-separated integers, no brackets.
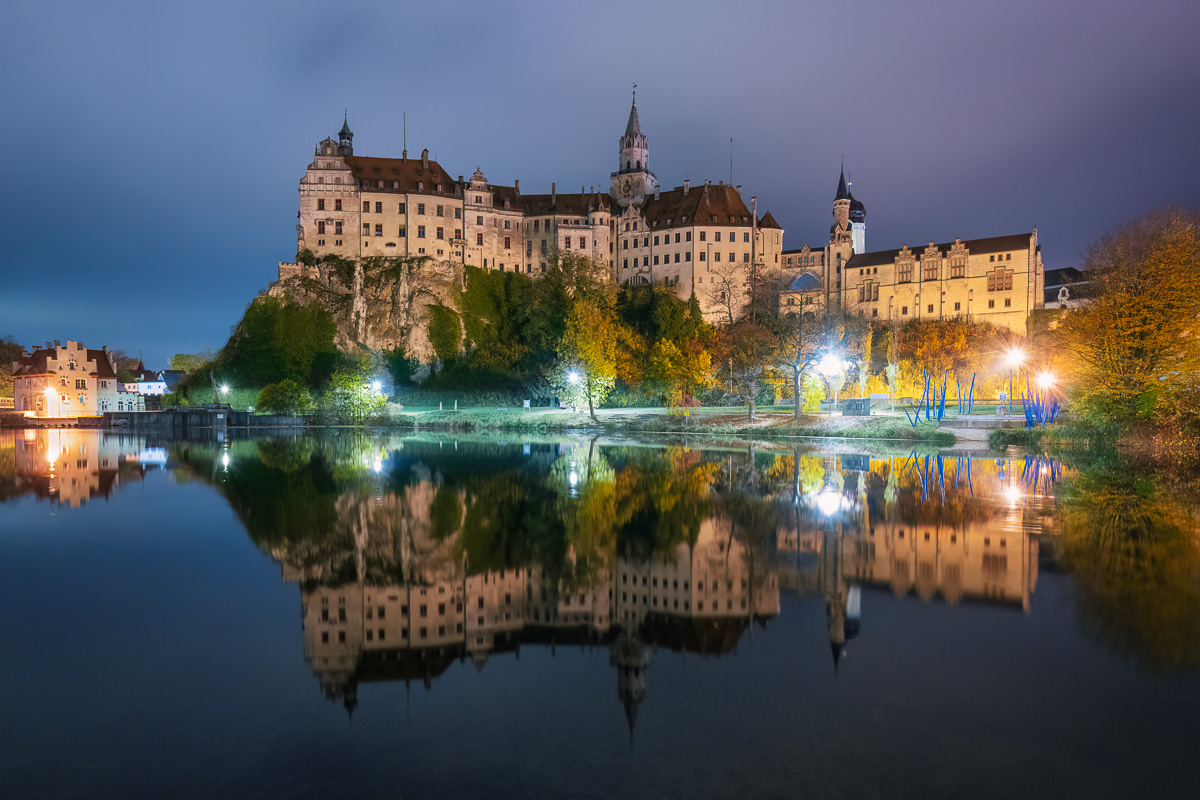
278,94,1045,358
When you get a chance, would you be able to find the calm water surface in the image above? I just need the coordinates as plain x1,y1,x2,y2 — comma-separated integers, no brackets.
1,428,1198,799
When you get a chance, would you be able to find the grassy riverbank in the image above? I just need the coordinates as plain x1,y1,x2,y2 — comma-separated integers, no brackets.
403,407,957,445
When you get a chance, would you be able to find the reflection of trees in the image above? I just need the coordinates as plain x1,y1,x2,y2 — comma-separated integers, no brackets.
1061,467,1200,670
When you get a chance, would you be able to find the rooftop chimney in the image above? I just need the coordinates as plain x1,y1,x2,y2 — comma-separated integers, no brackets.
402,149,407,161
683,179,690,196
551,182,556,202
654,188,660,201
514,179,519,193
736,185,742,195
421,148,429,168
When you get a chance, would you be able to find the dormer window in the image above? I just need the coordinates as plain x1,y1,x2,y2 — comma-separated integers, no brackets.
418,181,424,191
682,216,688,223
504,200,510,209
361,179,368,188
393,181,399,189
437,184,443,193
377,180,384,188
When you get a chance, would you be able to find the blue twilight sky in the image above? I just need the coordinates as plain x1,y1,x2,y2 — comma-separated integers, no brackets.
2,0,1198,367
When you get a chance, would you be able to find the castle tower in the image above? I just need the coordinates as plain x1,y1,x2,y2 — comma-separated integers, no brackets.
848,185,866,254
610,89,659,208
826,164,856,305
832,163,851,239
610,632,654,742
338,112,354,156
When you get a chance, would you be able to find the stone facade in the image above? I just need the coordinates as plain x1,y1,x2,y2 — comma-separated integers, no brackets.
279,96,785,341
780,165,1045,332
11,341,126,417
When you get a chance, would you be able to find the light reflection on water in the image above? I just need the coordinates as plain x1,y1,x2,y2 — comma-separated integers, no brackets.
1,428,1198,798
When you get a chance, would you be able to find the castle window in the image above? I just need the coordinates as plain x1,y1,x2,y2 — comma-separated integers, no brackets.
477,233,483,245
699,232,706,242
674,253,680,263
744,232,750,242
335,221,343,235
954,301,961,311
923,258,938,281
654,235,659,245
988,299,995,308
534,220,540,232
361,180,368,188
927,304,934,313
699,251,706,261
743,253,750,262
377,180,383,189
623,259,628,269
623,240,629,250
436,227,444,239
580,238,586,249
902,306,909,315
642,237,649,247
398,226,405,237
363,201,370,212
437,184,443,193
1005,298,1012,307
715,232,722,242
643,257,649,266
317,199,325,211
393,181,399,189
454,208,461,220
476,215,484,225
685,252,691,261
418,226,425,238
317,176,323,184
541,240,547,254
335,200,342,211
990,255,995,262
503,220,510,230
714,252,721,262
317,221,325,234
626,161,631,170
564,237,571,249
686,231,692,242
504,200,510,209
436,205,444,217
675,233,681,243
362,223,369,235
504,237,511,249
653,256,659,265
375,202,383,213
375,224,382,236
527,241,533,256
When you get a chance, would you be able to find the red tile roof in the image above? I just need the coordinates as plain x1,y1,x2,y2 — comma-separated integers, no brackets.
345,155,457,197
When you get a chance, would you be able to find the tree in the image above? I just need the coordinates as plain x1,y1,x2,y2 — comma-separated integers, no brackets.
555,296,624,420
719,317,778,420
1057,207,1200,420
256,379,312,415
170,350,215,372
775,297,825,421
0,335,23,398
325,365,387,421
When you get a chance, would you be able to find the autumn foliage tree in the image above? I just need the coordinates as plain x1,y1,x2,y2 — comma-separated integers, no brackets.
1057,207,1200,421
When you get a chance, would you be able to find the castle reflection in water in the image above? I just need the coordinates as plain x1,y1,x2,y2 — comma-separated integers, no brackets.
0,430,1059,731
254,442,1055,729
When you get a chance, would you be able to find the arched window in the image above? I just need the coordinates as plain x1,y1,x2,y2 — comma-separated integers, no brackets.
636,160,641,169
626,161,631,170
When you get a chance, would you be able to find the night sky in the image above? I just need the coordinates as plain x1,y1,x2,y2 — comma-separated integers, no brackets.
3,0,1198,367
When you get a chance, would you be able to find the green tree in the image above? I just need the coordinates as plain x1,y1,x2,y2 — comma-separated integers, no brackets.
325,364,387,421
555,296,624,420
169,350,215,372
0,335,23,398
256,379,312,415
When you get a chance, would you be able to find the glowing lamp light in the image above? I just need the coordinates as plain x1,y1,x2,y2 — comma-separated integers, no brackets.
814,488,843,516
371,380,382,392
567,371,580,385
1035,371,1056,390
1004,347,1027,368
1003,484,1022,504
220,384,229,394
43,386,56,397
818,354,843,377
373,459,382,474
221,453,230,468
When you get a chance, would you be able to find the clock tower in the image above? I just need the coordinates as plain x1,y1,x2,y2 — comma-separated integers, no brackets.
610,89,658,208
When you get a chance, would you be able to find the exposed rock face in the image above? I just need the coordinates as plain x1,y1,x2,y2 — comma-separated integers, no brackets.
271,256,461,360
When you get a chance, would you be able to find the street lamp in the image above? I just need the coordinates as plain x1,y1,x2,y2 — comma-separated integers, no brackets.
818,354,845,415
567,371,580,385
371,380,382,392
1003,347,1026,414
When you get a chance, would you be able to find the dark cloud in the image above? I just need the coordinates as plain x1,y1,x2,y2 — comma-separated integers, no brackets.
2,0,1198,365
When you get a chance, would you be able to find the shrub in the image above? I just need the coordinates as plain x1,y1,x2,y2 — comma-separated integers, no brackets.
257,379,312,415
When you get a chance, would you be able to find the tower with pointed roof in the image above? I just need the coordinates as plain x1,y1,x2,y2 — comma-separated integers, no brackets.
338,113,354,156
610,89,659,208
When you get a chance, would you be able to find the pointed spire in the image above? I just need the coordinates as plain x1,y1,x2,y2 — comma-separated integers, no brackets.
835,160,850,201
339,110,352,138
624,89,641,139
